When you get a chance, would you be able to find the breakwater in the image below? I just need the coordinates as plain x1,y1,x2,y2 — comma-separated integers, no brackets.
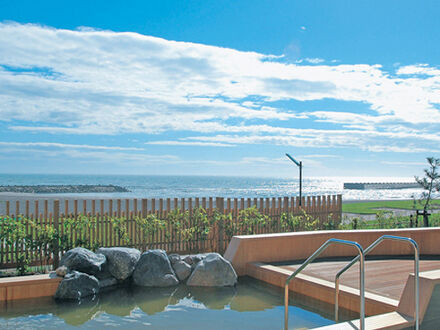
0,185,129,194
343,182,421,190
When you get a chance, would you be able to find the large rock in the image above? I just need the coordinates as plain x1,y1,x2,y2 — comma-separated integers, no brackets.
183,254,205,265
55,271,99,300
132,249,179,287
97,247,140,280
168,253,181,264
56,266,68,277
60,247,106,275
98,277,119,289
183,254,207,270
172,260,192,282
186,253,237,287
93,262,118,289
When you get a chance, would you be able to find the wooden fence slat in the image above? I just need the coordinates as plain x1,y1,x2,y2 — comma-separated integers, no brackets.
166,198,171,252
25,200,29,217
0,214,4,264
53,200,60,268
173,198,178,252
181,198,185,253
151,198,156,250
317,196,322,225
16,201,20,218
44,200,48,220
0,216,6,265
195,198,201,252
160,198,165,250
216,197,224,254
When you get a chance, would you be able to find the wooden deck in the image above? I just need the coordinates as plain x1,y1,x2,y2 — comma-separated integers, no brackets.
275,257,440,300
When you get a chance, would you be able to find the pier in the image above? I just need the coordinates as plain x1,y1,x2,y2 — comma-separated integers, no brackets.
344,182,421,190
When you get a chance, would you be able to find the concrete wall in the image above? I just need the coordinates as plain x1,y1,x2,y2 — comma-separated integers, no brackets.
224,228,440,275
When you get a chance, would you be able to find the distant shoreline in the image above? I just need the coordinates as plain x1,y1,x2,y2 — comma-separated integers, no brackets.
0,185,129,194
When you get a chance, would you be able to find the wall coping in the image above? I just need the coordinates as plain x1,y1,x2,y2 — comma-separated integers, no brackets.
0,273,61,301
225,228,440,275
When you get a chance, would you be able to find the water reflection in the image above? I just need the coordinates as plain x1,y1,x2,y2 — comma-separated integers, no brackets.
99,288,136,317
190,286,236,310
0,277,350,329
54,297,100,326
134,286,179,315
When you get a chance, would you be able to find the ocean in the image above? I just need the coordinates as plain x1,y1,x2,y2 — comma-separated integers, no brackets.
0,174,424,201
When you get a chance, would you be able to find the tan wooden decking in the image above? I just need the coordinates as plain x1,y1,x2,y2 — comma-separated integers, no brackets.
276,258,440,301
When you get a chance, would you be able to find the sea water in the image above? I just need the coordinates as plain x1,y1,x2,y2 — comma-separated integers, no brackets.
0,174,424,201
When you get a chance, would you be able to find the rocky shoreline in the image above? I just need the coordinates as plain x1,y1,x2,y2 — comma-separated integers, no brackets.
0,185,129,194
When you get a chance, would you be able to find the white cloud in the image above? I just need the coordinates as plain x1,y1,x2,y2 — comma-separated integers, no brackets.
381,161,426,166
301,154,341,159
0,22,440,156
364,145,432,153
0,141,142,150
145,141,235,147
0,146,178,164
396,64,440,76
304,58,325,64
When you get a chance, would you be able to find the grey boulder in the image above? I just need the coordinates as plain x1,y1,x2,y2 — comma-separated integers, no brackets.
60,247,106,275
183,255,194,265
183,254,207,270
183,254,205,265
172,260,192,282
186,253,237,287
55,266,68,277
168,253,181,264
132,249,179,287
99,277,119,289
94,262,119,289
55,271,99,300
97,247,140,280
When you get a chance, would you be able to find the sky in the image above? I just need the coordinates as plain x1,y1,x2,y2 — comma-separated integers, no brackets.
0,0,439,178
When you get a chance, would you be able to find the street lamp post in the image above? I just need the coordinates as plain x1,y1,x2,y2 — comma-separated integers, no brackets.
285,153,303,206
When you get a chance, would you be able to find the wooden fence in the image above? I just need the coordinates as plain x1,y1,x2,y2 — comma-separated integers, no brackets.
0,195,341,269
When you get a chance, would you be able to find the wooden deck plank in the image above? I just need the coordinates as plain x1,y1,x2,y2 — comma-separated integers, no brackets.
277,258,440,300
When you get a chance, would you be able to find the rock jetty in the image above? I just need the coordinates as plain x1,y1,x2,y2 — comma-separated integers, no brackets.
0,184,129,194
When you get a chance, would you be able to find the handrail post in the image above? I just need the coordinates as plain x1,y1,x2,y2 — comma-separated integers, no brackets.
284,238,365,330
334,235,419,330
335,277,340,321
414,240,419,329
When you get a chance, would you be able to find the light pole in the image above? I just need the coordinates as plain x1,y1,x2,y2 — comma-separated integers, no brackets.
285,153,303,206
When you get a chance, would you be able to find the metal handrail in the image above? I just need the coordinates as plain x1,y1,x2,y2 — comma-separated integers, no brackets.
334,235,419,330
284,238,365,330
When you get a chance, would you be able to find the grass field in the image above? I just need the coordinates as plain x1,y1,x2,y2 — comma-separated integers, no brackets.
342,199,440,214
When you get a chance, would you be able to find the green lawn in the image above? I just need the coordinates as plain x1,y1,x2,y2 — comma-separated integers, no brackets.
342,199,440,214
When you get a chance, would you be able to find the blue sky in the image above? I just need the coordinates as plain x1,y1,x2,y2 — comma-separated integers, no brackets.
0,0,439,177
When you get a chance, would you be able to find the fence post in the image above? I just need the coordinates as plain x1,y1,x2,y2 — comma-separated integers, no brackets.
53,200,60,269
141,199,147,218
337,194,342,224
216,197,225,255
283,197,289,214
141,199,148,251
